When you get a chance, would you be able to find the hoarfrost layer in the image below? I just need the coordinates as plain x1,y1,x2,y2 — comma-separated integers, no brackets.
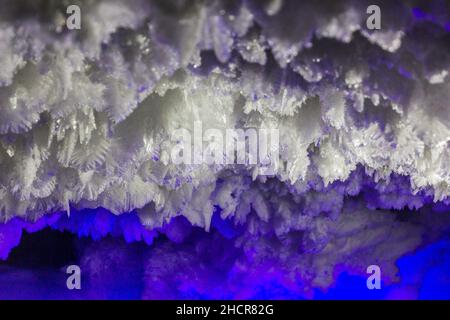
0,0,449,230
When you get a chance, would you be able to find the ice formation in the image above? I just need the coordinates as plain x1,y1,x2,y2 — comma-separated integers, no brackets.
0,0,449,298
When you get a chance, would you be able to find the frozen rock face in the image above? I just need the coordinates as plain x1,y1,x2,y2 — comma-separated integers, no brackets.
0,0,449,297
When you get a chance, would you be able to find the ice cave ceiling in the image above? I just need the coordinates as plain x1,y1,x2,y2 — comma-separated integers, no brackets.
0,0,449,299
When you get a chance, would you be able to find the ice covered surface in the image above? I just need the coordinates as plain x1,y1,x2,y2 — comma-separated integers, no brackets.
0,0,449,297
0,0,449,222
1,204,450,299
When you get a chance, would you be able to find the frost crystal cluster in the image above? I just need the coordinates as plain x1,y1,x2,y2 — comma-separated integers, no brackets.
0,0,449,298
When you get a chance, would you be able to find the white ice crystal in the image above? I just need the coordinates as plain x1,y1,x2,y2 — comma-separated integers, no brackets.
0,0,448,234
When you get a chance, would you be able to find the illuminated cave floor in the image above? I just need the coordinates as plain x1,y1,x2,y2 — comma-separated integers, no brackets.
1,227,449,300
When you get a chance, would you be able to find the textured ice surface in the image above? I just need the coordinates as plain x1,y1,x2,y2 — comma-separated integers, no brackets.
1,206,450,299
0,0,449,297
